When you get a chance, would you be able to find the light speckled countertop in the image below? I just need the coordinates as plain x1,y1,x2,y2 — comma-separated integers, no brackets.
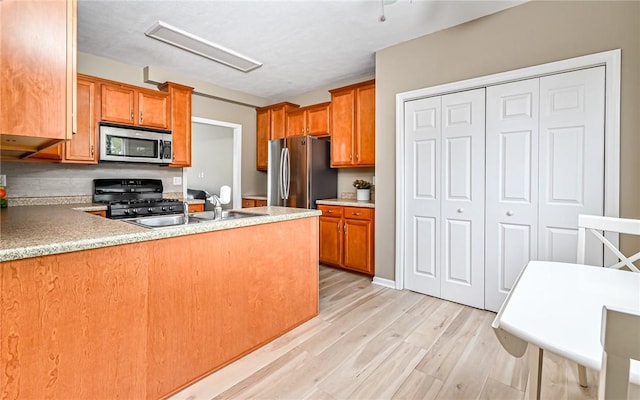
242,194,267,201
0,205,319,262
316,198,375,208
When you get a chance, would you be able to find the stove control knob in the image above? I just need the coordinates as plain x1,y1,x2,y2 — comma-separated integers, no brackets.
148,207,153,212
169,206,175,211
124,210,130,215
162,207,167,211
132,208,138,214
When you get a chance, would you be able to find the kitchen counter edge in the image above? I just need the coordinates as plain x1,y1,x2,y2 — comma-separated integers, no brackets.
316,198,375,208
0,205,320,262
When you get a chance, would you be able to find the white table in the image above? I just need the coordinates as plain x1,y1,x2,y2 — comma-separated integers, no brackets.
492,260,640,399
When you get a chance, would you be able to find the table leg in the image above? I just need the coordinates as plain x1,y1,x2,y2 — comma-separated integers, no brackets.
528,345,543,400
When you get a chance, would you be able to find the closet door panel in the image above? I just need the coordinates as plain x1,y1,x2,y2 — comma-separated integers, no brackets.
485,78,539,312
404,96,441,297
538,66,605,266
440,88,485,309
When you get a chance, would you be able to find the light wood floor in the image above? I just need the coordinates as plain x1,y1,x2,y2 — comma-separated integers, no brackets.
171,265,601,400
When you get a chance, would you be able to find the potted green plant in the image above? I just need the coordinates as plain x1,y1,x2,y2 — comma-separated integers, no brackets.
353,179,372,201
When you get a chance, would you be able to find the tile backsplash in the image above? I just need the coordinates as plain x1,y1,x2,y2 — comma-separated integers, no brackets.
0,162,182,198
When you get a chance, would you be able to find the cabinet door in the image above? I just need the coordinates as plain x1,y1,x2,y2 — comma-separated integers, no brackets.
163,83,192,167
101,84,135,125
65,77,97,162
319,216,343,266
0,0,73,141
355,84,375,166
343,218,373,274
330,90,355,166
138,90,169,129
271,106,287,140
256,108,270,171
306,104,330,137
287,109,305,137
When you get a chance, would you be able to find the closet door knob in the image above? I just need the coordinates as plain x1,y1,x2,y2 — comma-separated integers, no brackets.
506,210,514,216
457,208,464,213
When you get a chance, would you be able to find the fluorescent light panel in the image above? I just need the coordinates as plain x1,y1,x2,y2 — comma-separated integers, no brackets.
145,21,262,73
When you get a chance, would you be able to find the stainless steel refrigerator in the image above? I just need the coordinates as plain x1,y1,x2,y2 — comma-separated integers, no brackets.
268,136,337,208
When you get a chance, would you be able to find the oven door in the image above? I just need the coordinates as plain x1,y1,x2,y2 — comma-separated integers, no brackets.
100,124,172,164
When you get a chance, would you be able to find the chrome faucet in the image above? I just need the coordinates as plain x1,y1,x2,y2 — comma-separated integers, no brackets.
211,195,223,220
183,201,189,224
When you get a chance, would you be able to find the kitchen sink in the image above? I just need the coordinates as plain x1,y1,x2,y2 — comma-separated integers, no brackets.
189,210,267,221
123,214,199,229
122,210,267,229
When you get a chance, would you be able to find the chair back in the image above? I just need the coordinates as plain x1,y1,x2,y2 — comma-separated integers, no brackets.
599,306,640,399
577,215,640,272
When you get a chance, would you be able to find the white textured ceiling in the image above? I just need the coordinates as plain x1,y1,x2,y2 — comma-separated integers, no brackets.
78,0,524,102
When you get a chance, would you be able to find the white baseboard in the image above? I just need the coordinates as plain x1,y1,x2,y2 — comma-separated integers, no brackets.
372,276,396,289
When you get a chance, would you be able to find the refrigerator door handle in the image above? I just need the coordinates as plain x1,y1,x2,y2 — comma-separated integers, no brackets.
283,147,291,200
279,148,286,200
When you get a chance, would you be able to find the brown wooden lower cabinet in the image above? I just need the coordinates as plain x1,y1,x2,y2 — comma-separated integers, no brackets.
84,209,106,217
1,217,319,399
242,198,267,208
318,205,374,275
187,203,204,213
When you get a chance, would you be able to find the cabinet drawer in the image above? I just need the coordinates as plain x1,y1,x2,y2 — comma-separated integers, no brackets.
188,203,204,213
343,207,372,220
318,205,343,217
242,199,256,208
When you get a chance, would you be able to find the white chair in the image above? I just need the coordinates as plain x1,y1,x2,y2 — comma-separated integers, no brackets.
599,306,640,399
576,214,640,388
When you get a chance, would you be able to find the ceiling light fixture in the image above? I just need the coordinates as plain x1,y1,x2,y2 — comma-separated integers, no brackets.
145,21,262,73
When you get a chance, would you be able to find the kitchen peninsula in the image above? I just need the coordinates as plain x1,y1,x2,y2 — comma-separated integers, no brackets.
0,205,320,399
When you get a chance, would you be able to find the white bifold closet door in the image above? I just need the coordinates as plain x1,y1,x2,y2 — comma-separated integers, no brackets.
484,66,605,312
404,88,485,309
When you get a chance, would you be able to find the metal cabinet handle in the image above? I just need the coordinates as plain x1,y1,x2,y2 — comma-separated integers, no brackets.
326,210,333,213
337,222,340,232
344,222,347,234
90,145,94,157
140,112,143,123
506,210,514,216
130,110,134,121
352,212,361,216
457,208,464,213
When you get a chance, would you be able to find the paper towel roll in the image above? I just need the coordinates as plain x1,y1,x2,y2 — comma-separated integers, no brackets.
219,185,231,204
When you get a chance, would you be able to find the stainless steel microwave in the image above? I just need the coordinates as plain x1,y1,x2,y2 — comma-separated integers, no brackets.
99,124,172,164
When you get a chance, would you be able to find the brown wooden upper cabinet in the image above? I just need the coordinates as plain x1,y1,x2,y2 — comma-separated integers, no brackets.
329,80,375,167
101,83,170,130
159,82,194,167
286,102,331,137
0,0,76,159
29,74,99,163
65,75,98,163
256,102,299,171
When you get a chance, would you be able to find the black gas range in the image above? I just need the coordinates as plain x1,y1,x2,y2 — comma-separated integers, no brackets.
93,178,185,219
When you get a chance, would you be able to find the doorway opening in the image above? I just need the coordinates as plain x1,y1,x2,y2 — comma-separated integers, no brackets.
185,117,242,210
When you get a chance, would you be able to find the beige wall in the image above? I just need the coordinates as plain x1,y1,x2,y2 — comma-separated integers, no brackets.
191,96,264,196
375,1,640,281
78,52,268,196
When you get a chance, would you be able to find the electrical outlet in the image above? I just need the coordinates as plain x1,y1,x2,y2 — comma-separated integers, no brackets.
173,177,182,185
0,175,6,186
